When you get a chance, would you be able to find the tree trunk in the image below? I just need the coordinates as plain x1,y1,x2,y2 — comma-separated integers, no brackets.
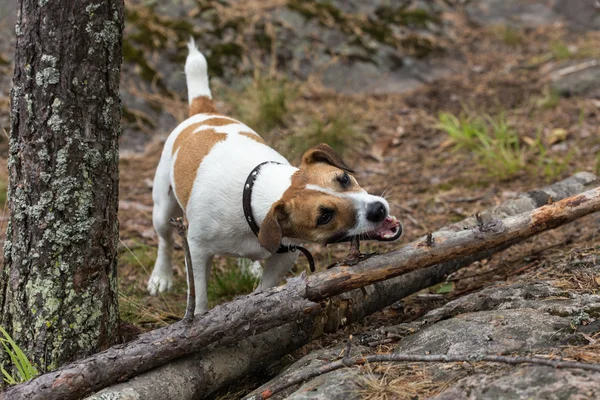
0,0,123,374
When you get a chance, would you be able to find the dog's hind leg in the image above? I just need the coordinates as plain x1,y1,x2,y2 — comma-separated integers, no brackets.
188,245,213,314
257,251,299,290
148,159,182,295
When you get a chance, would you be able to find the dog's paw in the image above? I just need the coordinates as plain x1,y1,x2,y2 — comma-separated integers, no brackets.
147,273,173,295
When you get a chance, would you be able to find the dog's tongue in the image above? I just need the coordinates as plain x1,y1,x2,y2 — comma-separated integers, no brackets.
373,215,401,240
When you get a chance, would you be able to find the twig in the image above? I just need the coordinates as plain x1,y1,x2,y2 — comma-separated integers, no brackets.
248,353,600,399
169,217,195,322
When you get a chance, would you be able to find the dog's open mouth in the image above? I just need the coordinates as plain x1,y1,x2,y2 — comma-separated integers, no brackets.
328,215,402,244
365,215,402,241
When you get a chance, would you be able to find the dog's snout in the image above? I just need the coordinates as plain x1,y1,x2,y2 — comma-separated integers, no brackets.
366,201,386,223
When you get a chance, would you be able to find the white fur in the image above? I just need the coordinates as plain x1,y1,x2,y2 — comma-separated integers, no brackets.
149,42,391,313
185,38,212,102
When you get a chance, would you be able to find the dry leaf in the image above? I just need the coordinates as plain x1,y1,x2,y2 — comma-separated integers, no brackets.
548,128,568,145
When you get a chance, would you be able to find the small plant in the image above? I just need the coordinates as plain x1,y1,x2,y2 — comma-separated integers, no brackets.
229,74,298,136
437,112,526,180
208,260,259,306
0,180,7,205
436,113,486,151
535,88,560,110
491,25,522,46
533,137,574,182
595,152,600,175
0,326,38,385
550,40,571,60
286,111,363,160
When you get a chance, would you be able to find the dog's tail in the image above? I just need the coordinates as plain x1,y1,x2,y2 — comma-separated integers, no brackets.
185,38,217,116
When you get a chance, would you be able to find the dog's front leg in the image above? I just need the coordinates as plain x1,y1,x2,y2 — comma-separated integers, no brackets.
257,251,299,290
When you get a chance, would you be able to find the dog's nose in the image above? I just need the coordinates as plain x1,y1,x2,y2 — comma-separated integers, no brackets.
366,202,386,223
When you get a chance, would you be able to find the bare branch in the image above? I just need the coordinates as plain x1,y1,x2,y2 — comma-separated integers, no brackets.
169,217,195,322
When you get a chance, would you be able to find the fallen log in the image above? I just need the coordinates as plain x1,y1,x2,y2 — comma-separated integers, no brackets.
3,173,599,400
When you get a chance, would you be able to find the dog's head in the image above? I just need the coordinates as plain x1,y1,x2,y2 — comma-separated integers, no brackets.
258,144,402,253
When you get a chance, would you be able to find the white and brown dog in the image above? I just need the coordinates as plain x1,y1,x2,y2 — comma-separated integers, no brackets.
148,39,402,313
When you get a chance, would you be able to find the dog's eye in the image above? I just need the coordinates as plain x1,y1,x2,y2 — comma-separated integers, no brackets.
317,208,334,226
336,173,350,188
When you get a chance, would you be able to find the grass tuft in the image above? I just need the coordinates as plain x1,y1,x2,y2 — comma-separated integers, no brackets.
535,88,560,110
286,110,363,161
230,74,298,136
550,40,571,60
438,111,576,182
0,326,38,385
208,260,260,307
437,112,525,180
491,25,523,47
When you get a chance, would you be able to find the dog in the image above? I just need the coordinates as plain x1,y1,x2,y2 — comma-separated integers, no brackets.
148,39,402,313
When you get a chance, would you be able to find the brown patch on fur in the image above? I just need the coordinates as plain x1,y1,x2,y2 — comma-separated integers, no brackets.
258,164,363,251
301,143,354,173
172,124,227,207
301,163,363,193
189,96,218,116
201,117,238,127
239,131,266,144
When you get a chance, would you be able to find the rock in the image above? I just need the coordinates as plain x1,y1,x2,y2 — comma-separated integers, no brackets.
466,0,562,28
285,369,362,400
394,309,573,356
247,344,365,400
465,0,600,31
418,281,600,325
550,60,600,98
429,366,600,400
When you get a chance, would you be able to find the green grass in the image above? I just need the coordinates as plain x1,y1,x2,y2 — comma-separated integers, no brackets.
595,152,600,176
208,260,259,307
437,112,526,180
535,88,560,110
230,74,298,136
491,25,523,46
0,326,38,385
286,111,363,160
550,40,571,60
533,134,574,182
438,112,576,182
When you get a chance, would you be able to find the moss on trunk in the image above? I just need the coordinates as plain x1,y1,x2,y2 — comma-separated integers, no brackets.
0,0,123,375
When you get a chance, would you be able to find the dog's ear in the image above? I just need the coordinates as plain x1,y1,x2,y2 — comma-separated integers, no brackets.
258,201,289,254
301,143,355,173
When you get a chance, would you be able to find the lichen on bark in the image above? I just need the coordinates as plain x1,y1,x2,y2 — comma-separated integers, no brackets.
0,0,123,376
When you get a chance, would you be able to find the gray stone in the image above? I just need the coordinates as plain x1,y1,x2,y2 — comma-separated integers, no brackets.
285,369,362,400
466,0,562,27
419,281,600,325
395,309,572,355
465,0,600,31
429,366,600,400
550,60,600,98
247,344,365,400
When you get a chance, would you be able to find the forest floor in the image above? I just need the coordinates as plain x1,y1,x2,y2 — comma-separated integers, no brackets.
0,1,599,399
113,12,600,332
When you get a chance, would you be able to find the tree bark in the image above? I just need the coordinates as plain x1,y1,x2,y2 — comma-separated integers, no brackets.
0,0,123,374
3,174,599,400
